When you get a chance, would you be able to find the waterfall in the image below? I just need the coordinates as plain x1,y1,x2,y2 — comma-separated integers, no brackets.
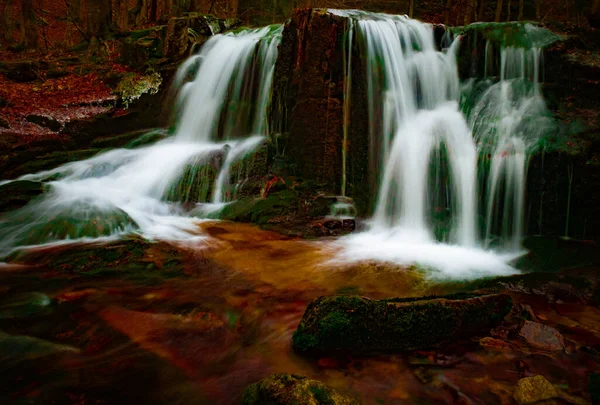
334,11,549,278
0,26,282,256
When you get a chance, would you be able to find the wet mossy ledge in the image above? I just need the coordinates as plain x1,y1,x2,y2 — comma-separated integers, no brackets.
242,374,360,405
292,294,512,356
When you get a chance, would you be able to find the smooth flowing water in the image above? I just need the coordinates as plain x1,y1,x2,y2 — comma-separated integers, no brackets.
332,11,550,277
0,26,283,256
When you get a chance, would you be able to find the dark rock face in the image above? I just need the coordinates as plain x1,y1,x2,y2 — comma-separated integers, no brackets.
292,294,512,356
241,374,360,405
272,10,371,214
525,30,600,241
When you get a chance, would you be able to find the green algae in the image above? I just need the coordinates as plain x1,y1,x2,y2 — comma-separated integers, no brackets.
293,294,512,356
114,72,162,108
451,22,561,49
242,374,359,405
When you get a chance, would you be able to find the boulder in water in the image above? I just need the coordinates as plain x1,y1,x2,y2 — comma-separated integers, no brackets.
519,320,565,351
513,375,558,404
241,374,360,405
292,294,512,355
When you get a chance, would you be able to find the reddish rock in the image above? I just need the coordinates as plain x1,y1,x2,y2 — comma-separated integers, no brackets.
479,337,512,350
519,320,565,351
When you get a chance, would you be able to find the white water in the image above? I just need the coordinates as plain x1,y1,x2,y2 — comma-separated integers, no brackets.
469,46,551,250
0,26,282,256
331,11,548,278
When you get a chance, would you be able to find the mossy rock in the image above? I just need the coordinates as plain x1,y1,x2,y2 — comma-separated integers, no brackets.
451,22,561,49
241,374,360,405
292,294,512,356
0,199,138,251
5,237,184,283
0,180,45,213
114,72,162,108
218,189,300,225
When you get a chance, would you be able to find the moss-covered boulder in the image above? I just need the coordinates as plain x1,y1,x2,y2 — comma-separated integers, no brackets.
292,294,512,356
513,375,558,404
114,72,162,108
241,374,360,405
0,180,44,213
5,237,184,283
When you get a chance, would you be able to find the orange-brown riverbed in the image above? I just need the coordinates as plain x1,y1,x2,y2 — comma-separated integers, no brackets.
1,222,599,404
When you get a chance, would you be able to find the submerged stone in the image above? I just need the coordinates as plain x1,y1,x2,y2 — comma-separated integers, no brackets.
519,320,565,351
292,294,512,356
241,374,360,405
513,375,558,404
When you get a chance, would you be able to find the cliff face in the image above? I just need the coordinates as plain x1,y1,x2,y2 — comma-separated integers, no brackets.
271,9,371,212
526,28,600,240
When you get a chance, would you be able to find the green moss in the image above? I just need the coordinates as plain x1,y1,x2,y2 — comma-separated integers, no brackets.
241,373,359,405
114,72,162,108
292,294,512,356
451,22,561,49
6,237,184,282
218,189,300,224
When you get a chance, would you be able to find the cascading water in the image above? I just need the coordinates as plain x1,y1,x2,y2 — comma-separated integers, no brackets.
467,45,552,250
0,26,282,256
333,11,551,278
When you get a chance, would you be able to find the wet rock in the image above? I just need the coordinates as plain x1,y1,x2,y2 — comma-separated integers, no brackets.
292,294,512,356
479,337,512,350
164,14,239,60
26,114,62,132
519,320,565,351
474,271,595,303
0,60,40,82
310,217,356,237
513,375,558,404
114,72,162,108
0,180,44,213
241,374,360,405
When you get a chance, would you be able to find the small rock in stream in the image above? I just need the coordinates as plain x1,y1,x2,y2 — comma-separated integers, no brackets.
513,375,558,404
519,320,565,351
241,374,360,405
